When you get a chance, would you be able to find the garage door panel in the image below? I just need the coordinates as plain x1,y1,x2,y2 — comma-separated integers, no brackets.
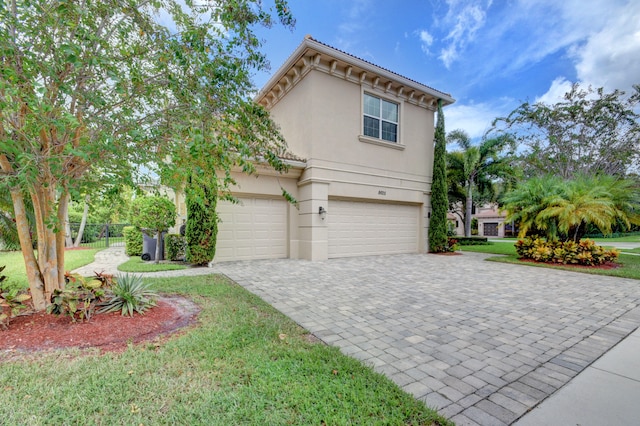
214,197,287,262
328,200,419,258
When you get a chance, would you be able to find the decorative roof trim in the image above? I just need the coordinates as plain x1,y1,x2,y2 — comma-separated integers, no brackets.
255,36,455,107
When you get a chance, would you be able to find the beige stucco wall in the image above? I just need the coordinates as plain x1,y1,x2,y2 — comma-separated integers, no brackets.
270,69,435,180
268,67,436,259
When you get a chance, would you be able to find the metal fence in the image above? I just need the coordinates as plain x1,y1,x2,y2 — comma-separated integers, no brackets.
68,223,130,249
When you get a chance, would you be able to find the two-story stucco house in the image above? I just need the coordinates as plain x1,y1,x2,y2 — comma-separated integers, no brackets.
173,36,454,262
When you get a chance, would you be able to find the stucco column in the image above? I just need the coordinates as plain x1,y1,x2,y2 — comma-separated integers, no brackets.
297,180,329,261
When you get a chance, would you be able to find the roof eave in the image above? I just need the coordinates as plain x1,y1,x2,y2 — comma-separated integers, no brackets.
255,37,455,106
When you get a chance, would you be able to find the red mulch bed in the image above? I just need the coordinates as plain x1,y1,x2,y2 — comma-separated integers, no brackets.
517,258,621,270
0,296,199,355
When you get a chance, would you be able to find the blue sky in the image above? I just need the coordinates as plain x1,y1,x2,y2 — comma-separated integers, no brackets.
252,0,640,139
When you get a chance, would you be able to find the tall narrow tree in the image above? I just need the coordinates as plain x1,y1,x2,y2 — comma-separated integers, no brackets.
429,100,449,252
185,174,219,266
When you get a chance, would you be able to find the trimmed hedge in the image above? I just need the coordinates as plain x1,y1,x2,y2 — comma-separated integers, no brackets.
455,236,489,246
515,237,619,266
165,234,186,261
123,226,143,256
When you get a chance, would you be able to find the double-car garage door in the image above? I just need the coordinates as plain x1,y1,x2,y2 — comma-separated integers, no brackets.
214,197,420,262
328,200,420,258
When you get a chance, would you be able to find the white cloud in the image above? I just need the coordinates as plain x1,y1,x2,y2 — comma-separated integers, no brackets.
535,77,574,104
445,99,514,140
418,29,434,54
531,0,640,103
438,1,490,68
336,0,373,50
571,1,640,93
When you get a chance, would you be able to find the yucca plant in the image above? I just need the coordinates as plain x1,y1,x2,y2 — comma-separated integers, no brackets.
99,273,157,317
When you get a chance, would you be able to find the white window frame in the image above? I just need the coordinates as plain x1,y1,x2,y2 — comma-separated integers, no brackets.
363,92,399,143
360,91,404,150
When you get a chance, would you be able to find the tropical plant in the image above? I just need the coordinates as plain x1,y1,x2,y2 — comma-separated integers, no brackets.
0,0,294,310
429,100,449,252
129,197,176,264
47,274,106,322
503,174,640,242
515,237,619,265
0,265,32,327
99,274,157,317
492,83,640,178
446,130,516,237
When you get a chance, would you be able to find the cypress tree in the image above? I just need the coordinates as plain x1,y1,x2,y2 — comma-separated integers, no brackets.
429,99,449,252
185,174,219,265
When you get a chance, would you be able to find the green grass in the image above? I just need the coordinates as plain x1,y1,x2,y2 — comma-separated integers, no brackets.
621,247,640,254
460,241,517,256
0,275,452,426
118,256,188,272
461,243,640,280
591,235,640,243
0,249,100,289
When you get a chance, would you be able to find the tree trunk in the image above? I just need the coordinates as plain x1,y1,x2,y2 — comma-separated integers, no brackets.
9,188,47,310
64,193,73,247
30,182,64,310
464,182,473,237
155,229,161,264
73,194,90,247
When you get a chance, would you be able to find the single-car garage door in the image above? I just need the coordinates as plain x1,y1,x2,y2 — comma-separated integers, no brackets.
328,200,420,258
483,222,499,237
214,197,288,262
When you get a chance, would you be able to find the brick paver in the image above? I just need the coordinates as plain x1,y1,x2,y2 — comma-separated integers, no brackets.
210,252,640,425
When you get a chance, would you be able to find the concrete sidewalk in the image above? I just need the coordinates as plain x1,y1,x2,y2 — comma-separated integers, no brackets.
515,327,640,425
75,247,640,425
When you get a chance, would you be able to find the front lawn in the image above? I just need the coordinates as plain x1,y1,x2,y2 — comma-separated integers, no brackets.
461,243,640,280
0,249,100,289
118,256,188,272
0,274,452,426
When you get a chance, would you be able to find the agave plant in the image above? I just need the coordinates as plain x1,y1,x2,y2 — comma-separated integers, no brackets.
99,273,157,317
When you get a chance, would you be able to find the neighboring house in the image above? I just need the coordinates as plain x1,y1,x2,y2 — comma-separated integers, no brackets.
174,36,454,262
475,204,508,238
447,212,464,236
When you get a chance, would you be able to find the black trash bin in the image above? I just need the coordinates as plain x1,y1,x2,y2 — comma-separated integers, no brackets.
142,232,165,261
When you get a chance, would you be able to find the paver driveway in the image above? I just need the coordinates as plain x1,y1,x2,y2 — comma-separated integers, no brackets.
212,252,640,425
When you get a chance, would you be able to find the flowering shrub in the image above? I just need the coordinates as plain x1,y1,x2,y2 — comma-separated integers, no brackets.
429,237,459,253
515,237,618,266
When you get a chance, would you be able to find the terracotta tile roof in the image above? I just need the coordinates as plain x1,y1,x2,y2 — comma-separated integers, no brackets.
305,36,452,99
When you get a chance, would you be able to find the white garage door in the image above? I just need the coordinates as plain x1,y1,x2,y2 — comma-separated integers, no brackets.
214,198,288,262
328,200,420,258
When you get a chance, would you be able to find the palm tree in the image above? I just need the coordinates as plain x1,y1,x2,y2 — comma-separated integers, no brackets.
503,174,640,242
540,175,640,241
501,175,564,239
446,130,515,237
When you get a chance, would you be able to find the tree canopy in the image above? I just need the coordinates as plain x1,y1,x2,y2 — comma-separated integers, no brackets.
492,83,640,179
0,0,294,309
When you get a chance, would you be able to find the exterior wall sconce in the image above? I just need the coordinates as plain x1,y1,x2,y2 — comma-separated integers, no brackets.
318,206,327,220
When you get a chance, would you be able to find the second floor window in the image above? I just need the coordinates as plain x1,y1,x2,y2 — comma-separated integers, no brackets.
363,93,398,143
